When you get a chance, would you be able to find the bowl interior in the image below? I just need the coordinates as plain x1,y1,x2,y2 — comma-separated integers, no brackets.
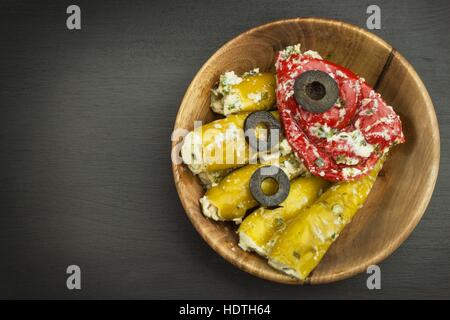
172,18,439,284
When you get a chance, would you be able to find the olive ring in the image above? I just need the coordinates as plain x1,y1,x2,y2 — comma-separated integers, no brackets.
294,70,339,113
244,111,281,152
249,165,290,208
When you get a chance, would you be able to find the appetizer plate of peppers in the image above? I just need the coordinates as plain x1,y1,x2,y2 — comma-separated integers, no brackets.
172,18,439,284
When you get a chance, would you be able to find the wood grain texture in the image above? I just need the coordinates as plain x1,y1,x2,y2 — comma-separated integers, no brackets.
172,18,440,284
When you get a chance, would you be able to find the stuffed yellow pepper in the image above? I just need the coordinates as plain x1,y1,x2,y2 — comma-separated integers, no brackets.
268,159,384,280
199,154,305,224
181,112,250,175
211,69,276,116
181,112,291,178
238,175,329,256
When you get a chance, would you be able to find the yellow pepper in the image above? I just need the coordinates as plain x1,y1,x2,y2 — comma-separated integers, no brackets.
238,175,329,256
181,112,250,174
211,71,276,116
181,111,291,175
199,154,305,223
268,159,384,280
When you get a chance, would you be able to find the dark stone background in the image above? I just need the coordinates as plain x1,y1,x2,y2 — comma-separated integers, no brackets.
0,0,448,299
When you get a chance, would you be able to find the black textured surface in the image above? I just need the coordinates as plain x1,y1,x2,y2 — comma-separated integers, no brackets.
0,0,449,299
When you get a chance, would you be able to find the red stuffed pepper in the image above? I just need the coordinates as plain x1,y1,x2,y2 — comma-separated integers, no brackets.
276,45,405,181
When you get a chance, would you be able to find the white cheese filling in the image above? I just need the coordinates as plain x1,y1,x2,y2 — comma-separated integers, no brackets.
181,131,204,174
238,231,267,257
199,196,242,224
268,259,300,279
342,167,363,179
247,92,262,103
335,130,374,158
211,69,262,115
222,93,243,115
279,138,292,155
278,44,302,60
279,155,305,179
309,123,374,159
199,196,220,221
303,50,323,60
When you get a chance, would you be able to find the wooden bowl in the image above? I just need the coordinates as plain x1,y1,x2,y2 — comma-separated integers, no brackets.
172,18,440,284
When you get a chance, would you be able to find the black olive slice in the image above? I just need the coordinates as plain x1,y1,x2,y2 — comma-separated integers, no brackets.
244,111,281,152
293,70,339,113
249,166,290,208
